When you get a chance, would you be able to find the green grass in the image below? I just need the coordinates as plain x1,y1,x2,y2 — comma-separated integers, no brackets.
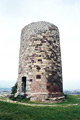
57,94,80,104
9,94,80,105
0,95,80,120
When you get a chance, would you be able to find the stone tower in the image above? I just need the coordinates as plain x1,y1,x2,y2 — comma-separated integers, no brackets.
16,21,64,102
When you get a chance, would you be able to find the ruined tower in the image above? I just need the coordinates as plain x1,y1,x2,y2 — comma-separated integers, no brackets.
16,21,64,102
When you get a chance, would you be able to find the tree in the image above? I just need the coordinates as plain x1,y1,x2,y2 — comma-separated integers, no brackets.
11,82,17,95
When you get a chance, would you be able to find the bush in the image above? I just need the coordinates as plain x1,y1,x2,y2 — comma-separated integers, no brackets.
11,83,17,95
10,95,30,102
10,83,30,102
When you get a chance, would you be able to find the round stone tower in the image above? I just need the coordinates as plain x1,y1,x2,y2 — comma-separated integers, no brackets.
16,21,64,102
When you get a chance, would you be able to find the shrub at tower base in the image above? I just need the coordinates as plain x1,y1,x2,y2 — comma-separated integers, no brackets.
11,83,17,95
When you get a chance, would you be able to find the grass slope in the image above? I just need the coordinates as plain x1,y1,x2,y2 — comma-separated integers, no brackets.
0,95,80,120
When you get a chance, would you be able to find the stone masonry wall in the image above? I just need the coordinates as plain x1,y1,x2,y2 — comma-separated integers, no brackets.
16,21,64,102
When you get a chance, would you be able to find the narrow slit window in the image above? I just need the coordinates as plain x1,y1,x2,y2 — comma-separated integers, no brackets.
38,59,42,62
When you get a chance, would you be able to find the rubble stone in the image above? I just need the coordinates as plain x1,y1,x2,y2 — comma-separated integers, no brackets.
16,21,64,102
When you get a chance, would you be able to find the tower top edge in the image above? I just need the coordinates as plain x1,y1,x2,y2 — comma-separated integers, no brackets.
21,21,58,32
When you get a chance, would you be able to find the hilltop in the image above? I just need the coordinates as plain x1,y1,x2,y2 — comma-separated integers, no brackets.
0,95,80,120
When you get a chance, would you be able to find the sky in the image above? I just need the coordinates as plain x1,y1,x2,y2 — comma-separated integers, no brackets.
0,0,80,90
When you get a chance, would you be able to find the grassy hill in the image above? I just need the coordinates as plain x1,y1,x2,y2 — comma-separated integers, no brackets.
0,95,80,120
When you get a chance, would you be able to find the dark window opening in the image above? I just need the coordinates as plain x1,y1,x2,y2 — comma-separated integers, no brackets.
30,79,32,82
38,59,42,62
22,77,26,93
36,75,41,79
54,40,56,43
42,41,46,43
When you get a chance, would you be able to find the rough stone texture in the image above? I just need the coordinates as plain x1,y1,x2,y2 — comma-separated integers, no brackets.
16,21,65,102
